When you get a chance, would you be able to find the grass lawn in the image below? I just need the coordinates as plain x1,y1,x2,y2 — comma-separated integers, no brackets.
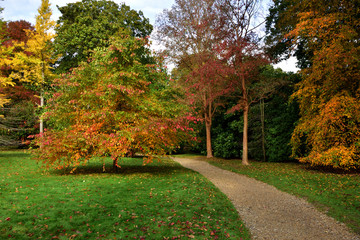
0,151,250,239
175,155,360,235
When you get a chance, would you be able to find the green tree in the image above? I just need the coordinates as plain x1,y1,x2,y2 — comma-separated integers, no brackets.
248,68,300,162
54,0,152,73
265,0,313,69
33,32,192,172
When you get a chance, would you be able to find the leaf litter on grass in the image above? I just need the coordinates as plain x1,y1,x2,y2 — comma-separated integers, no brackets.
0,151,250,239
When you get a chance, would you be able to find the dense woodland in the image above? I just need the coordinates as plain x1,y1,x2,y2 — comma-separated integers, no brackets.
0,0,359,171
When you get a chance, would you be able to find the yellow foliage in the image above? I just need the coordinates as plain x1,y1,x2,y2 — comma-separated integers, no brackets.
287,2,360,170
300,146,359,170
7,0,57,86
292,94,360,170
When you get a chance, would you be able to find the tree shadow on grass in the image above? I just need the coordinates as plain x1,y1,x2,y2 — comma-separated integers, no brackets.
51,161,190,177
0,151,29,159
303,165,360,175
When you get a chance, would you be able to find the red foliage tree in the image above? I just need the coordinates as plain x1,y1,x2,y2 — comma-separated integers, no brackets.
3,20,34,47
156,0,231,158
173,52,231,158
217,0,270,165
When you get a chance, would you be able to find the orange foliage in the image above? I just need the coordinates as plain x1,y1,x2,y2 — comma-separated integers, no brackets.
288,1,360,169
292,94,360,170
32,33,194,172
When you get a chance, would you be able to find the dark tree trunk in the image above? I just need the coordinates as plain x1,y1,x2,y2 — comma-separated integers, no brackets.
113,157,120,171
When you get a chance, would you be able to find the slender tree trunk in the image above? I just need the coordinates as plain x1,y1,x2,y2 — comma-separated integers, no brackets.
205,113,213,158
241,74,249,165
40,66,45,134
39,93,44,134
242,104,249,165
260,98,266,161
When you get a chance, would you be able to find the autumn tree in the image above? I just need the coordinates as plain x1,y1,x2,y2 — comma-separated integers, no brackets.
217,0,270,165
0,4,5,42
0,19,38,146
0,6,9,108
156,0,230,158
54,0,152,72
7,0,57,134
0,20,35,92
2,20,34,46
33,31,192,172
264,0,313,68
280,0,360,169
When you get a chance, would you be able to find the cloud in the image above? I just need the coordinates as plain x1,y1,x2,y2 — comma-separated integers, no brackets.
1,0,38,23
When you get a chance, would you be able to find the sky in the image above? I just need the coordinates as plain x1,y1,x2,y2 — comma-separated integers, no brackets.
0,0,298,72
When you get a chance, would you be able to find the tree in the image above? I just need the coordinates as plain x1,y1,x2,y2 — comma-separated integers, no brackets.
7,0,57,134
265,0,313,69
0,46,12,108
0,5,9,108
217,0,270,165
32,32,193,172
0,20,35,97
0,20,37,146
285,0,360,169
54,0,152,73
248,67,300,162
2,20,34,46
156,0,230,158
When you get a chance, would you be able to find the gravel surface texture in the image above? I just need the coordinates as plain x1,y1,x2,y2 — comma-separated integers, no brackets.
173,157,360,240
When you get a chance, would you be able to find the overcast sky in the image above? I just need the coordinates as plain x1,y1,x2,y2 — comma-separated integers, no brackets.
0,0,298,72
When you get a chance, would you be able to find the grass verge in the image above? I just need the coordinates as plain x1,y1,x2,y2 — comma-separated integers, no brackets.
0,151,250,239
174,154,360,235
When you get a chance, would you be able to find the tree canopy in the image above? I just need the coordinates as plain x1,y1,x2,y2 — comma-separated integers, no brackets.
33,31,193,172
54,0,153,72
156,0,230,158
283,0,360,169
0,18,37,146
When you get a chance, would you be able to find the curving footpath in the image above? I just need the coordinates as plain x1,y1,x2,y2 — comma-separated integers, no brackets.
172,157,360,240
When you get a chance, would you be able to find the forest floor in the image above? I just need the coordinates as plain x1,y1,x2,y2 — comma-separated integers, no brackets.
173,157,360,240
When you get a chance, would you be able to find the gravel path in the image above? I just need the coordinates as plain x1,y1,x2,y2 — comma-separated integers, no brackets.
173,157,360,240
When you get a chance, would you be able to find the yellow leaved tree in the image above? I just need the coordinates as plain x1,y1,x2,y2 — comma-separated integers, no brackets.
0,46,13,108
9,0,57,133
0,7,12,108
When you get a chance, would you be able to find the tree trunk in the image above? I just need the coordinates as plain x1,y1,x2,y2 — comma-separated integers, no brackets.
241,73,250,165
205,113,213,158
113,157,119,171
260,98,266,161
40,67,45,134
39,93,44,134
242,105,250,165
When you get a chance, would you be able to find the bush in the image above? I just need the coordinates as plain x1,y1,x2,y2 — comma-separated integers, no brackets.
213,132,241,158
0,100,37,147
293,94,360,170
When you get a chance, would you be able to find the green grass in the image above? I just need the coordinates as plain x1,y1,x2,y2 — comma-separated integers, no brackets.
175,155,360,235
0,151,250,239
